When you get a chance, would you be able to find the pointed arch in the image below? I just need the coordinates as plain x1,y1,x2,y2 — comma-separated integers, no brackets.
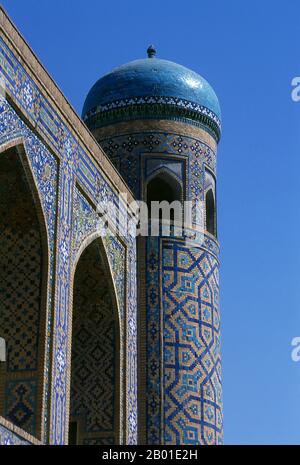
0,140,50,441
68,234,122,445
146,169,183,232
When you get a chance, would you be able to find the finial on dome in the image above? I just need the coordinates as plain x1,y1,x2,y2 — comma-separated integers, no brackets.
147,45,156,58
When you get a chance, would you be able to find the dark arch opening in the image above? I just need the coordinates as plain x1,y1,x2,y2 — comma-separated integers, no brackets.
147,176,179,205
69,240,120,445
0,146,47,439
205,189,216,236
146,172,182,227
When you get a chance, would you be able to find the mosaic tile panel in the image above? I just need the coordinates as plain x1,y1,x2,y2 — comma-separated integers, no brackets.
101,131,216,200
0,13,223,447
126,224,138,443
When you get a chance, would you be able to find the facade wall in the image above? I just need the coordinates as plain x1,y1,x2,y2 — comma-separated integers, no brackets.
0,15,138,445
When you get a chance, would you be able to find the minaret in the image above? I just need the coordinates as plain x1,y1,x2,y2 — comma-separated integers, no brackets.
82,46,223,445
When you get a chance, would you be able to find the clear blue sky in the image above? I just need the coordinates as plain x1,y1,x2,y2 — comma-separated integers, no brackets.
4,0,300,444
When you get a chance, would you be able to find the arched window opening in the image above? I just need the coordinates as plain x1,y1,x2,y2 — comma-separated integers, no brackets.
205,189,216,236
69,240,120,445
0,146,47,439
146,172,182,233
147,175,179,205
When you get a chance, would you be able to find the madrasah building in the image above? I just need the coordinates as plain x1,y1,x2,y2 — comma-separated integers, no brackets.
0,7,223,445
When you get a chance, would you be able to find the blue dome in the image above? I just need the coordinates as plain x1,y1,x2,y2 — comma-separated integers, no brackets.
82,52,221,140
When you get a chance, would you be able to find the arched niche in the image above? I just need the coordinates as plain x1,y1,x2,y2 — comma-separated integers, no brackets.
0,143,49,440
69,238,121,445
146,170,183,231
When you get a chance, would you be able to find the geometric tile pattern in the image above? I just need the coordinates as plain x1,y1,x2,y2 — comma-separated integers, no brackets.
146,236,222,444
70,241,117,444
0,148,44,437
162,240,222,445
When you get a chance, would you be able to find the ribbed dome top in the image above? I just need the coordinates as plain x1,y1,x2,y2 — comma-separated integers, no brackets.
82,50,221,141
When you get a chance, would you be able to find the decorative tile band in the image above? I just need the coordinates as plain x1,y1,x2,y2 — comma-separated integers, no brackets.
83,96,221,143
96,122,222,445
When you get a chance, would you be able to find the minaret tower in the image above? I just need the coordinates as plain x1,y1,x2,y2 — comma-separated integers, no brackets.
82,46,223,445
